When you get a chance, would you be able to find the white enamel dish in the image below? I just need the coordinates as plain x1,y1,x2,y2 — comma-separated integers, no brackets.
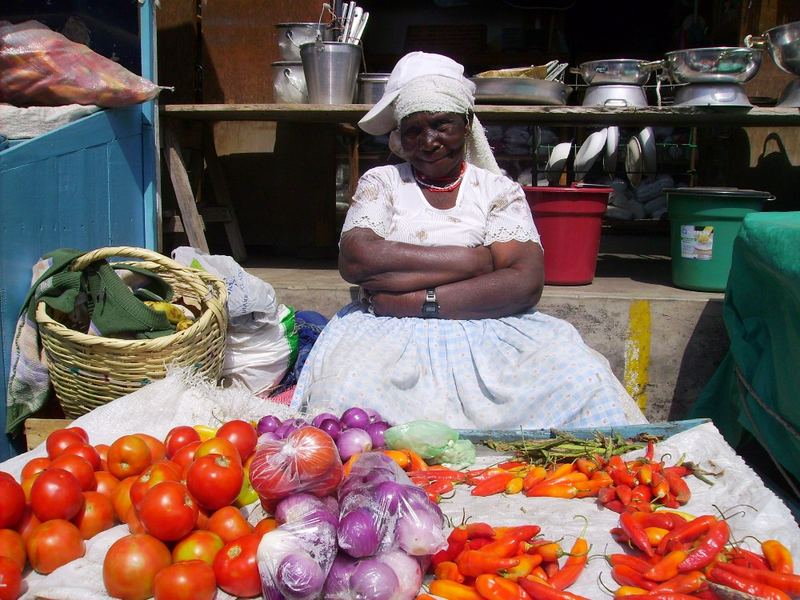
573,129,607,181
603,126,619,173
544,141,573,185
638,126,657,174
626,135,643,187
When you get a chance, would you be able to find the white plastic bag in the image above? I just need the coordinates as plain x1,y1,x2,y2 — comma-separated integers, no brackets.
171,247,298,394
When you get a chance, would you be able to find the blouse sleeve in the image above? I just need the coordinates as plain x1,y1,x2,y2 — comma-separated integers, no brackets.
483,178,541,246
340,168,394,239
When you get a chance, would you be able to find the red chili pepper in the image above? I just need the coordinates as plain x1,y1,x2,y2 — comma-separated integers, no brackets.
652,570,705,594
425,479,455,503
604,500,626,514
497,460,528,471
620,512,654,557
630,484,652,505
662,465,690,479
472,472,517,496
608,553,653,574
466,537,493,551
465,522,496,539
645,441,656,461
617,594,698,600
631,511,683,531
480,525,541,558
466,467,509,485
715,561,800,596
637,463,653,485
663,471,691,504
762,539,794,575
517,576,590,599
611,564,658,591
657,515,716,555
407,469,467,482
456,550,520,577
433,525,472,566
708,565,792,600
726,546,770,570
548,537,589,590
643,550,689,583
676,519,729,572
616,484,633,506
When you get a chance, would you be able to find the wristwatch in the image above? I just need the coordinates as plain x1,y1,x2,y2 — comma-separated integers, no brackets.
421,288,439,318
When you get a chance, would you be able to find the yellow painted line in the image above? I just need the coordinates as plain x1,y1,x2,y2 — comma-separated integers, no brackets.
624,300,651,411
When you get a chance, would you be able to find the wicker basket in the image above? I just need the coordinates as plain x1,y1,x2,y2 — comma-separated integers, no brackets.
35,246,228,418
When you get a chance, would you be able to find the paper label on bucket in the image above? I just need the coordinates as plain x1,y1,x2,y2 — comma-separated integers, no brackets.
680,225,714,260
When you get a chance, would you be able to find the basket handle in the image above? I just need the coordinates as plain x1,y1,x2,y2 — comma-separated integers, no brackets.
70,246,194,276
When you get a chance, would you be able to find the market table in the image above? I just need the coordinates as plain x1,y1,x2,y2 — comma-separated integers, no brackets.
3,370,799,599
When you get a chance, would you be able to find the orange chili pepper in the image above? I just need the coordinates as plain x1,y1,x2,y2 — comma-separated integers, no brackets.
525,483,578,499
762,539,794,575
505,477,524,495
652,570,705,594
545,462,575,482
608,553,653,574
502,554,543,582
417,595,437,600
637,463,653,485
614,586,649,597
591,469,614,485
612,564,658,591
574,478,610,498
529,540,563,563
498,460,528,470
644,526,670,546
456,550,520,577
644,550,689,582
575,457,600,476
401,448,429,471
529,565,549,582
518,576,590,599
522,466,547,492
480,525,541,558
429,579,483,600
547,471,589,486
435,560,466,584
474,574,530,600
548,537,589,590
382,449,411,470
465,522,497,539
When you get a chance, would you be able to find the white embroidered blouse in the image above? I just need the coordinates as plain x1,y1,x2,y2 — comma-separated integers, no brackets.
341,162,540,247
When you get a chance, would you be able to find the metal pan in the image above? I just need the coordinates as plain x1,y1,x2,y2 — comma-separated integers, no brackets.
745,20,800,77
663,47,762,84
470,78,572,105
570,59,661,86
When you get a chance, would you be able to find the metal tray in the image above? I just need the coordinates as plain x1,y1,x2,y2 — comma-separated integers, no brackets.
470,77,572,105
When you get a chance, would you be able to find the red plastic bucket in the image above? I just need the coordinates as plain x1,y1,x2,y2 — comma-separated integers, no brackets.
523,185,611,285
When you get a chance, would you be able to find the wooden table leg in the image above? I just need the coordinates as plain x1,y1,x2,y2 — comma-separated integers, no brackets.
163,123,209,253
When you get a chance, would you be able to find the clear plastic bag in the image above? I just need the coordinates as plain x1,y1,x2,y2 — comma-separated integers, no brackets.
257,493,340,600
0,20,162,107
249,427,343,507
383,420,476,469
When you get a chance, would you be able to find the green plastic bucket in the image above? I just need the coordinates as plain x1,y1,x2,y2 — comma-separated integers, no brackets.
667,187,772,292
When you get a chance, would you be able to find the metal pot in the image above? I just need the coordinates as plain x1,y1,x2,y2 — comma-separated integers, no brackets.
357,73,390,104
470,78,572,105
745,20,800,77
271,61,307,103
663,47,762,84
276,23,332,62
570,59,660,86
582,84,648,107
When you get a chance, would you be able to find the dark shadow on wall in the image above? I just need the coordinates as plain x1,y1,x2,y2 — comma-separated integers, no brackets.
668,299,728,420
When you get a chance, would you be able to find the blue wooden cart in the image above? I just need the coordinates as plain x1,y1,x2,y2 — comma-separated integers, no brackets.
0,1,159,459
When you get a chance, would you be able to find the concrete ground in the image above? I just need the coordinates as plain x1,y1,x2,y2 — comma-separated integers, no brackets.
243,231,728,423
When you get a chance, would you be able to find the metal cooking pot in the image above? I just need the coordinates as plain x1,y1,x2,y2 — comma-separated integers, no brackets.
357,73,390,104
271,61,307,103
276,22,332,62
663,47,762,84
570,59,660,86
470,78,572,105
745,20,800,77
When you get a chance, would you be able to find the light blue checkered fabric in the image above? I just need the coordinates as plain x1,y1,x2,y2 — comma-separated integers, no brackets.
291,303,646,429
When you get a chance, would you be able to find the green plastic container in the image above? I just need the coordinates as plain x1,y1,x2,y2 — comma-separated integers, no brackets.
667,187,772,292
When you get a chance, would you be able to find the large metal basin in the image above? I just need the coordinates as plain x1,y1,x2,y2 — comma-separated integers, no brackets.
663,47,762,84
746,21,800,76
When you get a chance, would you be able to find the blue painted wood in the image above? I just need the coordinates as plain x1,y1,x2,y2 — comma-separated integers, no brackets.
457,418,710,443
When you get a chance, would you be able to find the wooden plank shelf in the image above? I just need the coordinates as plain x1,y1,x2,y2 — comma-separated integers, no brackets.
162,104,800,127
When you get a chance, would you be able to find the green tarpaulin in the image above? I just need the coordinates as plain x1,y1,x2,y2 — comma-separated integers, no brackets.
691,212,800,481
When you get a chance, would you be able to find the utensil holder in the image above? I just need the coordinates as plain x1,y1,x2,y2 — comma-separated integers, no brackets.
300,41,362,104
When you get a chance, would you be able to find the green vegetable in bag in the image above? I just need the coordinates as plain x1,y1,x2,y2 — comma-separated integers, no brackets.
383,420,476,469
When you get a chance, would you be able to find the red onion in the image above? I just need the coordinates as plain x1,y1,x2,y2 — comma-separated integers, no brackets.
337,507,381,558
364,408,383,424
364,421,390,448
318,418,342,441
340,407,370,430
257,414,282,434
311,412,339,428
258,431,280,443
336,428,373,462
276,553,326,599
349,559,398,600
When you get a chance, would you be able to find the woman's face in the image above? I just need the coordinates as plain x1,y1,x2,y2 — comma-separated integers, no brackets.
399,111,468,180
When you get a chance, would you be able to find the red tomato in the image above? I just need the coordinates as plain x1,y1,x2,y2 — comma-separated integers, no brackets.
125,505,147,535
0,556,21,600
103,533,172,600
172,529,224,565
186,454,243,511
14,506,40,543
112,476,138,522
0,473,25,528
107,435,152,479
154,559,216,600
129,460,182,510
135,433,167,463
138,481,198,542
216,420,258,461
49,453,97,491
61,443,102,471
206,506,252,544
195,437,241,465
29,468,84,522
213,532,262,598
65,426,90,443
94,471,120,499
254,517,278,537
20,457,51,481
72,491,115,539
45,429,84,459
171,440,201,470
0,529,26,571
26,519,85,574
164,426,201,459
95,443,110,470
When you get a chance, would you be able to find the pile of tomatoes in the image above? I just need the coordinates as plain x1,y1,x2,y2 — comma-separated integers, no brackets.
0,420,277,600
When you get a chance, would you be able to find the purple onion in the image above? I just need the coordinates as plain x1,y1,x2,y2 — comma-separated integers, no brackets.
349,559,399,600
257,414,282,434
336,427,373,461
323,554,358,598
364,421,390,448
318,418,342,441
257,431,280,443
274,493,327,524
395,508,447,555
337,507,381,558
364,408,383,424
276,552,326,599
311,412,339,428
372,480,407,513
340,407,370,430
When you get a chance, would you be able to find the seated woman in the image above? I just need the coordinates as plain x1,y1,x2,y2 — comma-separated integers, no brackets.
291,51,646,430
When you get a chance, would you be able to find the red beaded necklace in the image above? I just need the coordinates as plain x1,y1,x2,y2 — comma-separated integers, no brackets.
413,162,467,193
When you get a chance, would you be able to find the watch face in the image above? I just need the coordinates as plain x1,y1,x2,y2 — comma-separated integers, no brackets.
422,301,439,317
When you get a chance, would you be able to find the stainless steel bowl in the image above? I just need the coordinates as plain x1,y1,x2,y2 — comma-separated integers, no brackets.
471,78,572,105
571,59,659,86
357,73,390,104
663,47,762,84
745,21,800,76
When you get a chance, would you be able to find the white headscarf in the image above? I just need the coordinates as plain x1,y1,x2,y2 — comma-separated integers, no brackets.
358,52,501,174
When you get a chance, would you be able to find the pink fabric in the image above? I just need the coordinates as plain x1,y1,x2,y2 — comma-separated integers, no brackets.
259,385,295,406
